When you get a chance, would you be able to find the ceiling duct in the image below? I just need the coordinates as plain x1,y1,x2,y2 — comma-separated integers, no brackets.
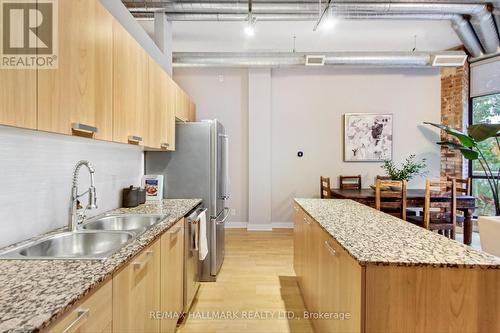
127,2,499,56
172,51,467,68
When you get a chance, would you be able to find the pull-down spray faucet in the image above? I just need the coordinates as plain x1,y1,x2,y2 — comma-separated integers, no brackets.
69,160,97,231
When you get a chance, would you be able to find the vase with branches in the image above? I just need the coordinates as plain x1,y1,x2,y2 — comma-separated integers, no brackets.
425,122,500,216
381,154,427,181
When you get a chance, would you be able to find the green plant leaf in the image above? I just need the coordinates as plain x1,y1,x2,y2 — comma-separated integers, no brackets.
424,122,476,148
437,141,479,160
467,124,500,142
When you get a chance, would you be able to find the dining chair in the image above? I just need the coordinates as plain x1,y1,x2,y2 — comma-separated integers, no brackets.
320,176,333,199
339,175,362,190
407,179,457,239
375,179,407,220
447,176,470,225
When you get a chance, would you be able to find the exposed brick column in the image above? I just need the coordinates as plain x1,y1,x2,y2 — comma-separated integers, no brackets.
440,64,469,179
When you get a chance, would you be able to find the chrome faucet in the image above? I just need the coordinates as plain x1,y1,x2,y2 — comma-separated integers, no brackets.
69,160,98,231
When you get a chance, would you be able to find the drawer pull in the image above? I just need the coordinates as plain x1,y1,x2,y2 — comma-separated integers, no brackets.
324,241,337,257
303,217,310,225
133,250,153,270
61,308,89,333
71,123,98,134
128,135,143,143
161,142,170,149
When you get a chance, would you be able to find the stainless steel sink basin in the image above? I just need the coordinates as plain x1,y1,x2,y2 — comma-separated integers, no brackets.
81,214,167,234
0,231,134,260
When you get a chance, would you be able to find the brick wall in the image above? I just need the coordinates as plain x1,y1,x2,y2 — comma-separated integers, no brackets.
440,64,469,179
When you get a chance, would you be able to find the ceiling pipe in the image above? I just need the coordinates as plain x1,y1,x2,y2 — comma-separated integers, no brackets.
133,12,483,57
127,2,499,54
172,51,466,68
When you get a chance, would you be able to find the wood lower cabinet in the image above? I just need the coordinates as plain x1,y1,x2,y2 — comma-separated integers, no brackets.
37,0,113,140
113,239,161,333
160,219,185,333
46,279,112,333
294,205,500,333
112,20,148,145
0,69,37,129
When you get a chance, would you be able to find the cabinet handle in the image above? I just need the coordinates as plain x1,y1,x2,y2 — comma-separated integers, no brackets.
61,308,89,333
324,241,337,257
133,250,153,270
303,217,310,225
161,142,170,149
128,135,143,143
71,123,98,134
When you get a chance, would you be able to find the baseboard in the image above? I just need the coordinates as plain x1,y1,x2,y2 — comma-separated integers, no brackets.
225,221,248,228
246,224,273,231
271,222,293,229
245,222,293,231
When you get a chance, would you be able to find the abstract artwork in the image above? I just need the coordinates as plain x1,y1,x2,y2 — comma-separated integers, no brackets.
344,113,393,162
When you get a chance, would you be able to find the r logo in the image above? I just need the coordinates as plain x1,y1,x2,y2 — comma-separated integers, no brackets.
1,0,57,68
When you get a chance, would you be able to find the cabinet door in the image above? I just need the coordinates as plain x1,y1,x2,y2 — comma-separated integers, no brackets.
174,85,188,122
188,101,196,122
160,219,185,333
38,0,113,140
113,240,161,333
293,205,304,286
48,280,112,333
0,69,37,129
112,21,147,144
316,228,362,333
145,57,166,149
165,77,176,151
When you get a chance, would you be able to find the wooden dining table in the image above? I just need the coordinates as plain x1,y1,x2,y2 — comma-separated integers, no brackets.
331,188,476,246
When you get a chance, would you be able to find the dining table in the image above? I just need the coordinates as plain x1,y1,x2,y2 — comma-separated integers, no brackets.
331,188,476,246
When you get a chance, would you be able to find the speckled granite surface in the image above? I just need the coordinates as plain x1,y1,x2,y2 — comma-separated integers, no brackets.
0,199,201,333
295,199,500,268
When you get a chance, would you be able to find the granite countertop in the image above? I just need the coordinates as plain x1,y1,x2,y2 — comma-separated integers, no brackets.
294,198,500,268
0,199,202,333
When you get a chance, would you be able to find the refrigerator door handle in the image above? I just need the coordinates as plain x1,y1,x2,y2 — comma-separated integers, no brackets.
216,208,231,225
220,134,230,200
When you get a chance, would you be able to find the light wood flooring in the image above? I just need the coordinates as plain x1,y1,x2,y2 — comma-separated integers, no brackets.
177,229,313,333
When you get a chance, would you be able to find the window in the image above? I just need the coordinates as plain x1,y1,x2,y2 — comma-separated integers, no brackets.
470,93,500,216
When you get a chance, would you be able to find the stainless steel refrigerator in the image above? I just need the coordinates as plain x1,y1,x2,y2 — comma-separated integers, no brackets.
145,119,229,281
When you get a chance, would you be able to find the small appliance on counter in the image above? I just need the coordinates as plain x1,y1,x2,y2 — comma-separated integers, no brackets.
122,186,146,208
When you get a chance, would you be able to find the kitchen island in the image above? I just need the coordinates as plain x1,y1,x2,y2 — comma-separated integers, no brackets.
294,199,500,333
0,199,201,333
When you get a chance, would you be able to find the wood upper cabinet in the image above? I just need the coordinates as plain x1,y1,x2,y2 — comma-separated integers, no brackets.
0,69,37,129
112,20,148,145
113,239,161,333
174,84,189,122
145,58,165,149
160,219,185,333
188,101,196,122
165,77,176,151
38,0,113,140
46,280,112,333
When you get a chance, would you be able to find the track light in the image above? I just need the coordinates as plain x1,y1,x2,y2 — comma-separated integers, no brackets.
320,7,336,31
244,22,255,37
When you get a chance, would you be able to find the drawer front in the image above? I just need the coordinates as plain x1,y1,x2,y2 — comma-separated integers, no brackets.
47,280,112,333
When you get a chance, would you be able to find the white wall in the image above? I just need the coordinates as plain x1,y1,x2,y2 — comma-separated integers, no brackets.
271,67,441,223
173,68,249,226
174,66,441,227
0,126,143,248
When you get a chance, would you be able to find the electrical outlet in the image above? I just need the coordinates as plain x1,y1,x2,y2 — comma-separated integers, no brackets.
231,208,236,216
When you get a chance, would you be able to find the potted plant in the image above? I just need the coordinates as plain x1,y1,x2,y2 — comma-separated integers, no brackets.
424,122,500,216
381,154,428,181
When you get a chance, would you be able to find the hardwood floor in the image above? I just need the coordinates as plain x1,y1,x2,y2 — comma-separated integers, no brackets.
177,229,314,333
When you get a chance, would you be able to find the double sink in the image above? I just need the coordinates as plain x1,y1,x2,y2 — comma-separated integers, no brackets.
0,214,168,260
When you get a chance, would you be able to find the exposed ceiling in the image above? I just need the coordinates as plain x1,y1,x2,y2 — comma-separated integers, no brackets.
137,19,461,53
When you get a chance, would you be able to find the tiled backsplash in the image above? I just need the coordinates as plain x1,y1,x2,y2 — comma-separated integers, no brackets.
0,125,143,248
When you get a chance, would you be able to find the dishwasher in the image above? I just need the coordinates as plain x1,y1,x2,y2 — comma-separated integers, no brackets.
184,206,205,312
